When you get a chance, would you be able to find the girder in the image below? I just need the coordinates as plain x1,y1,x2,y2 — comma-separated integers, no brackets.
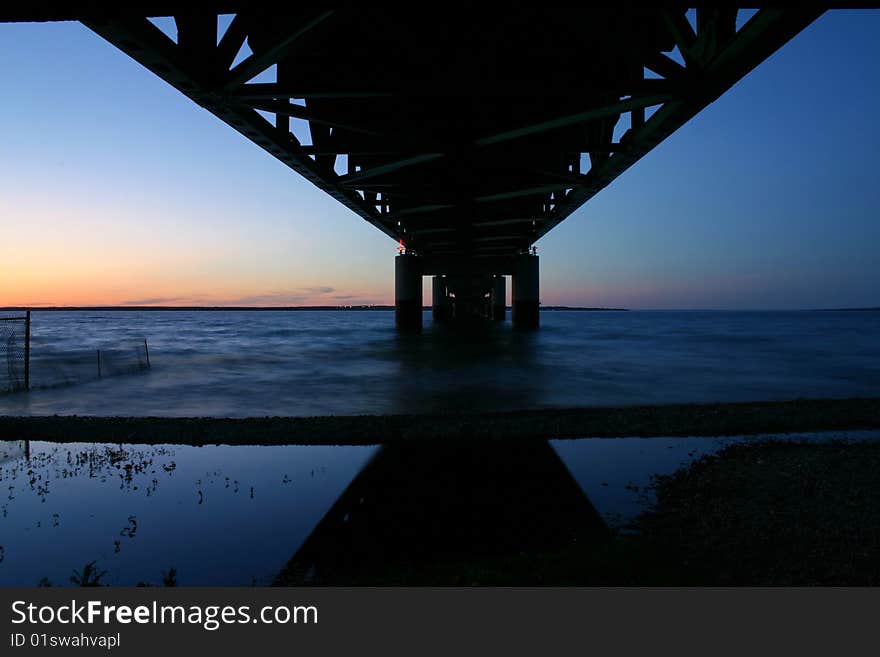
3,7,824,273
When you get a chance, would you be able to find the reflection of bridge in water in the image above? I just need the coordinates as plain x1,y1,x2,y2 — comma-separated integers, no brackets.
6,8,823,328
276,439,606,584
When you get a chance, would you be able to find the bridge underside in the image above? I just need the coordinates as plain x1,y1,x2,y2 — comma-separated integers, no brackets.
4,7,823,328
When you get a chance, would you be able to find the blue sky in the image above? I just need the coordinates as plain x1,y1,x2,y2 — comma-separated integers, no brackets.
1,11,878,309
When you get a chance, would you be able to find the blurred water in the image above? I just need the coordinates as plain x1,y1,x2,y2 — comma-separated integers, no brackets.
1,309,879,417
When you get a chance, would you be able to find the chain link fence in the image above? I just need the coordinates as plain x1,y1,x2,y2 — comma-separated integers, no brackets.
1,313,151,394
96,340,151,378
0,313,29,393
27,339,152,390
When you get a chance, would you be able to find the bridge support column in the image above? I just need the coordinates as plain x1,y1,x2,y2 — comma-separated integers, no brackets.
432,276,452,323
512,255,539,329
395,254,422,331
490,275,506,321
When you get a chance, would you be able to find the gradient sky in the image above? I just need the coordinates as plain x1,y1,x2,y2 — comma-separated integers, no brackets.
1,11,878,309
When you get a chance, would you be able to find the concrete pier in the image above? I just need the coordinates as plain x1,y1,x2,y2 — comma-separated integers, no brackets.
491,275,506,321
395,254,422,330
432,276,452,323
512,255,539,329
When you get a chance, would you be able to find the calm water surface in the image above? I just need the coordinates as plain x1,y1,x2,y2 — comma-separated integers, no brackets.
1,431,878,586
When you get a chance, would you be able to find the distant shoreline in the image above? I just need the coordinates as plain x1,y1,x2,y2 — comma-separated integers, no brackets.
2,306,877,312
817,307,880,312
0,305,628,312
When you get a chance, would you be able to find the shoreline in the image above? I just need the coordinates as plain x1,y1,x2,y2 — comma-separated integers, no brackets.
2,397,879,446
0,305,627,312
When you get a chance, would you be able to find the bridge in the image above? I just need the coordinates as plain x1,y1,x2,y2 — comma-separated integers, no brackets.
5,7,824,328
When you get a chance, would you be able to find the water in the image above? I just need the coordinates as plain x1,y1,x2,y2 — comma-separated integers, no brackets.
1,309,879,417
0,440,376,586
2,430,878,586
2,309,879,585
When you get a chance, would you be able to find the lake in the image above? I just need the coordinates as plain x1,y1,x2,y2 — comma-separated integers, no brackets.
2,309,879,417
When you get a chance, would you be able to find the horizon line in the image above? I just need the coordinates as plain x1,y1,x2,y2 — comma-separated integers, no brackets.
1,305,878,312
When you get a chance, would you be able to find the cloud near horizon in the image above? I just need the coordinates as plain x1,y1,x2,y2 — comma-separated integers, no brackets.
120,296,193,306
120,287,342,307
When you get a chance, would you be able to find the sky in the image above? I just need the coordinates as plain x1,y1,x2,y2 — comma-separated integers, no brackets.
1,11,878,309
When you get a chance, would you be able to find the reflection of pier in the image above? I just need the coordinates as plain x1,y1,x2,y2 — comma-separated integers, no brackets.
277,439,605,584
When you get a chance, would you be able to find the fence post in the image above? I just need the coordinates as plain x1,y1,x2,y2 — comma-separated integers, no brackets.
24,310,30,391
97,349,102,378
